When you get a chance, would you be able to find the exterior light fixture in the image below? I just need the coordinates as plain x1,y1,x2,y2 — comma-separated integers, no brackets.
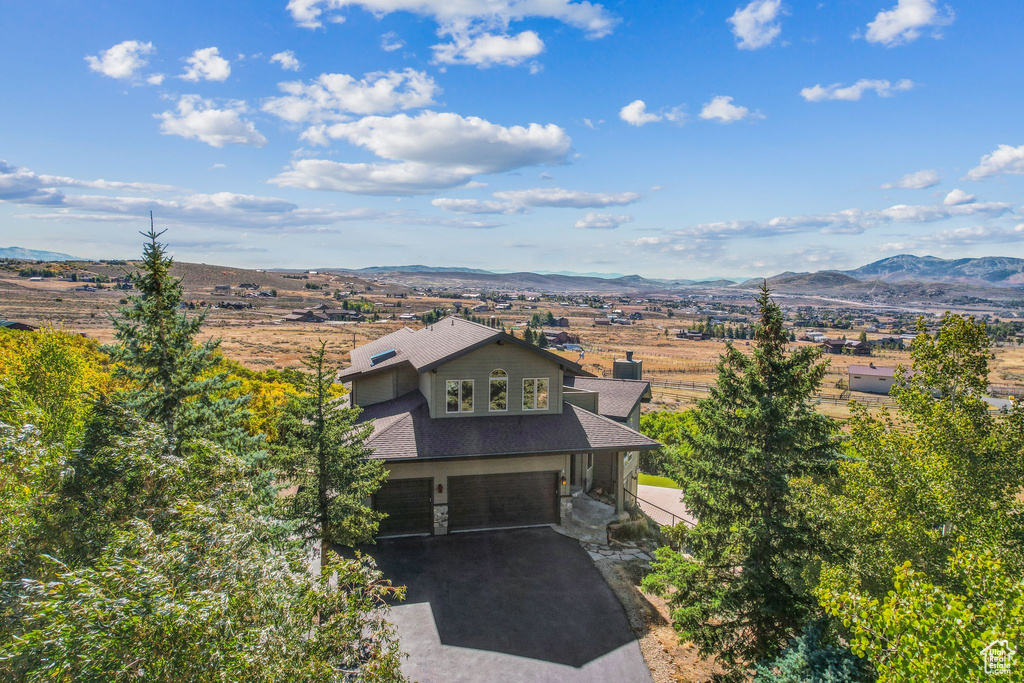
561,474,567,487
437,483,443,494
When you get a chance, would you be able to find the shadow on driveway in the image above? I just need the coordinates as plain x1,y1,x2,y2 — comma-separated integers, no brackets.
362,527,640,670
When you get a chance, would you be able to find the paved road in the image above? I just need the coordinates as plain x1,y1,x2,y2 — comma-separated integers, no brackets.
367,527,651,683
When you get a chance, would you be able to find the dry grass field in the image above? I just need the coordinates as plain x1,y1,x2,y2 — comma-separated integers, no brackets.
4,262,1022,424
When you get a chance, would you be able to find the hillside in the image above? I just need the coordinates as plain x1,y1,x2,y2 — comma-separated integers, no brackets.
738,271,862,290
843,255,1024,287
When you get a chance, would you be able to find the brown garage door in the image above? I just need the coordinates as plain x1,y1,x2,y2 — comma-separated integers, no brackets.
374,478,433,536
448,471,559,531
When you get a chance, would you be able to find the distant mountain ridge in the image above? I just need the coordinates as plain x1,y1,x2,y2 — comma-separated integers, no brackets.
0,246,82,261
840,254,1024,286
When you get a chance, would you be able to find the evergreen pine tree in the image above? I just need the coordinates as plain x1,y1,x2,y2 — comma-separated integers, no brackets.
105,219,249,454
273,341,386,565
643,283,840,676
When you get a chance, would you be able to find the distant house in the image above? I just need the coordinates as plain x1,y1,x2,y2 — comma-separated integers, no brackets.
593,318,611,326
239,283,260,290
284,310,328,323
821,339,871,356
214,284,231,294
0,320,37,332
678,330,706,341
542,330,571,346
399,312,420,321
552,317,570,328
471,304,489,313
848,363,896,394
494,303,512,310
628,312,644,321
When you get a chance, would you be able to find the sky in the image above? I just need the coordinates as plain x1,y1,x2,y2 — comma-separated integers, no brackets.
1,0,1023,279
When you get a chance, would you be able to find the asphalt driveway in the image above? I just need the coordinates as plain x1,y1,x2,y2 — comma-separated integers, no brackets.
366,527,651,683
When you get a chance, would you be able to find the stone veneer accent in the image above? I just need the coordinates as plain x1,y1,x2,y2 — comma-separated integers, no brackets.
433,504,449,535
559,496,573,525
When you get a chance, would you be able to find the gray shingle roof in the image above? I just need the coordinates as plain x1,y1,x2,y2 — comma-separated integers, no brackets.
356,391,659,461
339,316,587,381
563,376,651,421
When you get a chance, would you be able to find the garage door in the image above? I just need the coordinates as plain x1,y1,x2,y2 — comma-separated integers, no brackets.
448,471,559,531
375,478,433,536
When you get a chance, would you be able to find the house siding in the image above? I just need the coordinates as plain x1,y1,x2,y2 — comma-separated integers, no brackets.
563,387,599,414
353,364,420,407
427,342,564,419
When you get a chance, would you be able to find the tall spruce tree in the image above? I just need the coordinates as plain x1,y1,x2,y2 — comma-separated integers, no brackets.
273,341,387,565
105,219,248,453
643,283,840,676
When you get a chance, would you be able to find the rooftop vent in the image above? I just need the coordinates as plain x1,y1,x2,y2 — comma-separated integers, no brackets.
369,349,397,366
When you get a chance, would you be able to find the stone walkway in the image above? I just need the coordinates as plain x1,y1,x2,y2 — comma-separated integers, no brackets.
581,540,655,564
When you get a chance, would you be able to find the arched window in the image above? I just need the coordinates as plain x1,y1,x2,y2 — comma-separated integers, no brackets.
489,369,508,411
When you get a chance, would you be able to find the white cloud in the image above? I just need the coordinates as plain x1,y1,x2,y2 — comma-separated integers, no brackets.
157,95,267,148
272,110,571,196
270,50,302,71
727,0,784,50
800,78,914,102
431,198,526,214
966,144,1024,181
262,69,439,123
146,73,165,85
575,212,632,229
493,187,640,208
85,40,155,81
432,30,544,67
915,224,1024,247
619,100,661,126
631,199,1013,254
0,159,178,203
181,47,231,82
864,0,954,47
881,169,940,189
285,0,618,38
302,110,570,170
381,31,405,51
699,95,762,123
0,159,504,232
943,188,975,205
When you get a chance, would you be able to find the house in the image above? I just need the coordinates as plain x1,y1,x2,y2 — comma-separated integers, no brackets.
398,312,420,321
339,317,659,537
552,317,570,327
470,303,489,313
542,330,571,346
593,318,611,326
283,310,328,323
848,363,897,394
494,303,512,310
214,284,231,294
628,312,644,321
0,320,38,332
821,339,871,355
678,330,706,341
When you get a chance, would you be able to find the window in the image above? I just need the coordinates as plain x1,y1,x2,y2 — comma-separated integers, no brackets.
522,377,549,410
489,369,507,411
446,379,474,413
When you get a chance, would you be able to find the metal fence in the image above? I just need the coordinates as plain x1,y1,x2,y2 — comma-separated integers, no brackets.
648,378,894,406
624,489,695,528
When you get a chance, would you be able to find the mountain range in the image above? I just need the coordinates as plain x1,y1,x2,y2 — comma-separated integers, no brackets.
0,246,82,261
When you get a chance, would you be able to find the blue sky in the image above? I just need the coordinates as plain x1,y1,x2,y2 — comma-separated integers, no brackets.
1,0,1022,278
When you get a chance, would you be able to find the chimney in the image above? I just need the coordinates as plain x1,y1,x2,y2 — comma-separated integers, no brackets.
613,351,642,380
